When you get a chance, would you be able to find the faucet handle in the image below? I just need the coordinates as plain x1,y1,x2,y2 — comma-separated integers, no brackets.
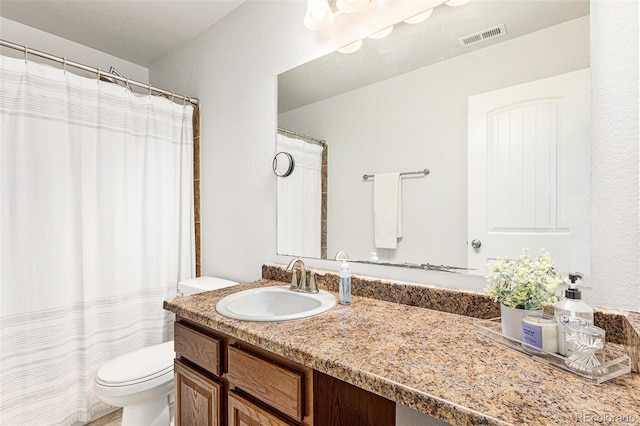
308,272,319,293
298,268,307,290
334,250,350,261
289,269,298,290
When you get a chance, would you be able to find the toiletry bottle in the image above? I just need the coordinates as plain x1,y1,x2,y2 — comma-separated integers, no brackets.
339,259,351,305
554,274,594,356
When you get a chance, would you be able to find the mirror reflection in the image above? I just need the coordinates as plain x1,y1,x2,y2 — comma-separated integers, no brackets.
277,0,590,276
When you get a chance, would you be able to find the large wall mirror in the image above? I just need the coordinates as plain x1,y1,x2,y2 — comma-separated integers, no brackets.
277,0,590,277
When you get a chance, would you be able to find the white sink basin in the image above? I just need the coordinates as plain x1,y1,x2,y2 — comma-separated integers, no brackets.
215,286,337,322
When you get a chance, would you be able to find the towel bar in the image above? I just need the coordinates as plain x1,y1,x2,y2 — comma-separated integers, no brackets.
362,168,430,180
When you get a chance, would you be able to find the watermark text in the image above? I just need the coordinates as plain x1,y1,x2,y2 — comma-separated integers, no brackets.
575,413,637,424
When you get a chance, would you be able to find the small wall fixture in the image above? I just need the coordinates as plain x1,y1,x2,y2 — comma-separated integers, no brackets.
273,152,295,177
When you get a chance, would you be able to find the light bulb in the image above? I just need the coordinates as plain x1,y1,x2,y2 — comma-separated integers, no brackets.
368,26,394,40
337,39,363,54
403,9,433,24
336,0,369,13
304,0,335,30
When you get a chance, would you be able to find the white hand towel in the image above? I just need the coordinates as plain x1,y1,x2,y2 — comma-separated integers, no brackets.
374,172,403,249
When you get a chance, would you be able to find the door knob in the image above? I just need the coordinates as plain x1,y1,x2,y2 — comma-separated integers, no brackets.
471,239,482,249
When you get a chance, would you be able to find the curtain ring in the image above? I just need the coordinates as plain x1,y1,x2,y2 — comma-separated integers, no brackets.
24,45,28,63
125,77,129,90
62,57,67,74
183,96,187,106
171,92,175,102
148,84,152,96
97,68,101,82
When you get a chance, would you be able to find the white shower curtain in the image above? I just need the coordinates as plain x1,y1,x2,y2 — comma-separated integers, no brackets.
0,56,194,424
276,133,322,258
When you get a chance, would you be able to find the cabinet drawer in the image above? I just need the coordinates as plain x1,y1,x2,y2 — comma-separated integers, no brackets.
174,322,221,376
227,346,304,422
228,391,295,426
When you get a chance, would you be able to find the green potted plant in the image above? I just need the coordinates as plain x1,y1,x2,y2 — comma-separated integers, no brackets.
486,248,564,340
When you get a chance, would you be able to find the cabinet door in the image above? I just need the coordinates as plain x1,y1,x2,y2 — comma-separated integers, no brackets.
228,391,294,426
175,360,222,426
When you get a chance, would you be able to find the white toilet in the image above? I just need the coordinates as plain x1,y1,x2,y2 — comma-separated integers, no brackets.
94,277,239,426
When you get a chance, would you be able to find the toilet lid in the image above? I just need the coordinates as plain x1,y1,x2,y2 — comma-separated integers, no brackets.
96,341,175,386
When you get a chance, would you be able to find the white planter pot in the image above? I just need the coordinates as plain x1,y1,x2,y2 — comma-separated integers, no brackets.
500,304,542,341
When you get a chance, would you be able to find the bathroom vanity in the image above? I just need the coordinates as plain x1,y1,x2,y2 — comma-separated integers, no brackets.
163,265,640,425
172,319,393,425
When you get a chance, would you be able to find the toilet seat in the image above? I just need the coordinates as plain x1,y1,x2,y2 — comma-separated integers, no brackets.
96,341,175,389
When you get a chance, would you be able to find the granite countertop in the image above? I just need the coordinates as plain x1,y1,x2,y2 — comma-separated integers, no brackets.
164,279,640,426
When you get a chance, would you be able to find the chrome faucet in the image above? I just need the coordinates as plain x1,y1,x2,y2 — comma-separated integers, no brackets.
285,257,319,294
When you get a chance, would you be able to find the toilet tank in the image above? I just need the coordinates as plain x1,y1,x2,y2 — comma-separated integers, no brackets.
178,276,239,296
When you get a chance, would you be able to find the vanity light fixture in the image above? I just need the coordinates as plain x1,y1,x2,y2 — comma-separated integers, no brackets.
326,0,472,53
337,39,363,54
368,26,394,39
336,0,369,13
304,0,335,30
403,8,433,24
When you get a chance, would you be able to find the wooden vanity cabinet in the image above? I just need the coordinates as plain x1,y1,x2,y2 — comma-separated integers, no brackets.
173,318,395,426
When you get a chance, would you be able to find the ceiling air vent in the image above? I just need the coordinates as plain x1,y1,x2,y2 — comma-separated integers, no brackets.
458,24,507,47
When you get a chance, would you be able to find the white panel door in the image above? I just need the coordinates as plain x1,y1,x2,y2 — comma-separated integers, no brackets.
468,69,590,277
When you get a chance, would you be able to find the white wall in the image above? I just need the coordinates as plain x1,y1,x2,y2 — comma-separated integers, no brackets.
150,1,639,312
279,17,589,268
0,17,148,83
589,0,639,311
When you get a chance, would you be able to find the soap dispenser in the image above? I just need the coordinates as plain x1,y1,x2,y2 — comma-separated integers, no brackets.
554,273,594,356
335,251,351,305
339,259,351,305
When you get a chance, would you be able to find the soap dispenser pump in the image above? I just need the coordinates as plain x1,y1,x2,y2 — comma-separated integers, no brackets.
565,273,584,300
554,273,594,356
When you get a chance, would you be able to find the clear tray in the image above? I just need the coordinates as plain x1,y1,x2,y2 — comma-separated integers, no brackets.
474,318,631,384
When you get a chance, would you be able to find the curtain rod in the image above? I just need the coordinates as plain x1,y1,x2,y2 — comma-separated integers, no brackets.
0,39,198,106
277,127,326,146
